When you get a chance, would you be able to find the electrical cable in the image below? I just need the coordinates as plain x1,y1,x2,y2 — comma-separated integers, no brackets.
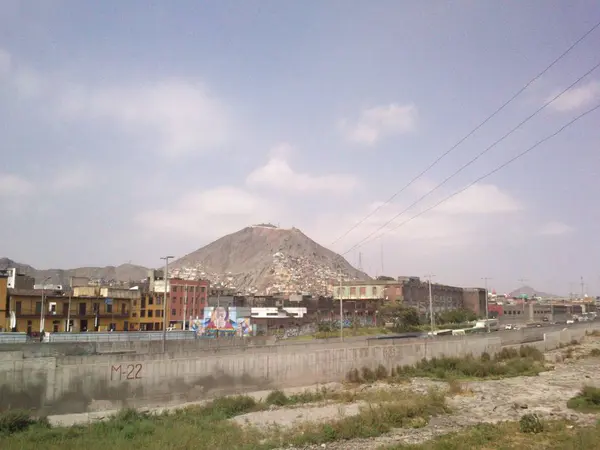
341,59,600,255
330,19,600,247
343,102,600,254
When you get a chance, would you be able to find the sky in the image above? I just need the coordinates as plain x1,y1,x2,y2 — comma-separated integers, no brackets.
1,0,600,295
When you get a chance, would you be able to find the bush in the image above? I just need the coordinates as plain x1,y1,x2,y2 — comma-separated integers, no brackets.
375,364,389,380
567,386,600,413
589,348,600,357
346,368,361,383
519,413,544,433
0,410,43,435
265,390,289,406
361,367,376,382
203,395,258,419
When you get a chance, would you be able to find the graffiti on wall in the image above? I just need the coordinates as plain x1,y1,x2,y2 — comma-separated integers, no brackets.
110,363,142,381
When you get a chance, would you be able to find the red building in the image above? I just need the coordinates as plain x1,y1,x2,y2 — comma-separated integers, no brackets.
167,279,209,327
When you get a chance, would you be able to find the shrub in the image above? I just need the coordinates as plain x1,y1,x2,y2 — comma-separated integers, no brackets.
265,390,289,406
589,348,600,357
480,351,491,362
346,368,361,383
361,367,376,383
204,395,258,419
567,386,600,413
519,413,544,433
375,364,389,380
0,410,42,435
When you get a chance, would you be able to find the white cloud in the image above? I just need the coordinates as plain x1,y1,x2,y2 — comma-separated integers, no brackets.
0,48,231,157
435,184,521,215
0,173,34,196
547,81,600,113
58,80,230,157
338,103,417,145
135,186,273,238
51,166,92,192
246,144,360,195
0,48,11,75
538,221,573,236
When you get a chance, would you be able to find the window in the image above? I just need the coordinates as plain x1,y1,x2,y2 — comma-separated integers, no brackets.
133,299,137,306
171,309,176,316
172,286,178,292
148,297,153,305
359,287,366,296
106,303,113,313
35,302,41,314
16,301,22,314
372,287,377,295
350,287,357,295
93,303,99,313
148,310,153,318
132,312,137,317
141,310,146,318
200,286,206,293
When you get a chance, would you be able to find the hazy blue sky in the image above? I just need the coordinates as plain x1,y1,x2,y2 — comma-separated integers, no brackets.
1,1,600,295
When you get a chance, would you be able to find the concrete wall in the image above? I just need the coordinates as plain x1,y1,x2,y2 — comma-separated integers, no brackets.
1,322,599,416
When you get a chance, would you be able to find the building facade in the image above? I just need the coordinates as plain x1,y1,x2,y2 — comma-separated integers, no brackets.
167,279,209,327
0,275,8,331
9,286,139,334
131,292,165,331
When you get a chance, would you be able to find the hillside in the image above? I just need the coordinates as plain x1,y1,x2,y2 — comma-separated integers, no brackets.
508,285,559,299
170,224,370,294
0,258,149,286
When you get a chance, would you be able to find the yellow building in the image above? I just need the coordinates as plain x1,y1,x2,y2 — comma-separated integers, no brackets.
0,276,8,331
131,292,165,331
10,286,140,334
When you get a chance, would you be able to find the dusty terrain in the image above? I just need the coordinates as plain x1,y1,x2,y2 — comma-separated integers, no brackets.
231,336,600,449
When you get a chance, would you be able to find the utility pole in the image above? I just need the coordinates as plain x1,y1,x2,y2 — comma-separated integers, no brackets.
339,263,344,342
66,276,72,332
481,277,492,333
580,276,585,299
183,285,188,331
39,276,51,334
160,255,174,353
518,278,528,322
425,274,435,333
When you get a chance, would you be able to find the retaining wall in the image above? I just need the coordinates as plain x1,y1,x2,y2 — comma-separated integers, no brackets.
1,322,599,415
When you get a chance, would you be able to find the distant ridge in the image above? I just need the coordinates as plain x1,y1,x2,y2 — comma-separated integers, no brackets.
0,257,149,286
508,285,560,298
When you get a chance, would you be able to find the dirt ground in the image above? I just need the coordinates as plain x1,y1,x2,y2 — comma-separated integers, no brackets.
234,336,600,450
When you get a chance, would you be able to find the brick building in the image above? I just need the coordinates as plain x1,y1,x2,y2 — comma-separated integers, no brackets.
167,279,209,328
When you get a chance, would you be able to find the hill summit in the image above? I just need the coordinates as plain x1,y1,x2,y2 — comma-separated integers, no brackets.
170,225,369,294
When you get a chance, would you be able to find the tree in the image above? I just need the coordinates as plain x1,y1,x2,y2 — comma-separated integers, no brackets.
436,309,477,325
376,275,395,281
378,303,421,332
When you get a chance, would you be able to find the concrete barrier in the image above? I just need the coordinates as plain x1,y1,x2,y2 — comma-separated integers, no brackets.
1,321,599,416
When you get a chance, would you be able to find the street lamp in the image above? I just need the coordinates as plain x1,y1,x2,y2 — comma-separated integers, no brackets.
39,276,52,334
160,256,174,352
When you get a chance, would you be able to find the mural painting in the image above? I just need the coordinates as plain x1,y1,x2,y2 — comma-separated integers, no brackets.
192,307,253,337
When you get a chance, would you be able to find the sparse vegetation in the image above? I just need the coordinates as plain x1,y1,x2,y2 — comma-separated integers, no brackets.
589,348,600,357
567,386,600,413
280,389,448,446
519,413,544,433
0,410,48,435
387,420,600,449
390,346,548,380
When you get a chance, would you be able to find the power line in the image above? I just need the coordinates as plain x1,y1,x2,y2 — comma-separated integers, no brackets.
342,59,600,255
342,102,600,254
329,19,600,247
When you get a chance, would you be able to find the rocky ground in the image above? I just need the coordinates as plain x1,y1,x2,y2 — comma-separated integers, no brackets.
231,336,600,449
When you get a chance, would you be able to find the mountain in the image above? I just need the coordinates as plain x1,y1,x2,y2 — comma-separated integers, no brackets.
170,224,370,295
0,257,149,287
508,285,559,299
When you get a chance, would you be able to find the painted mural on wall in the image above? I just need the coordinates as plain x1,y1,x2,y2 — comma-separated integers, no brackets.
191,307,253,337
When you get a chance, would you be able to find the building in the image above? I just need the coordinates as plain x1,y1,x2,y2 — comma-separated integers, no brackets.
10,286,139,334
332,277,469,315
167,279,209,327
131,292,165,331
462,288,487,316
1,268,34,290
0,274,8,331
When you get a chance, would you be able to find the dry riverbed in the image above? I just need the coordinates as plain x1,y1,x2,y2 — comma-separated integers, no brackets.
230,336,600,449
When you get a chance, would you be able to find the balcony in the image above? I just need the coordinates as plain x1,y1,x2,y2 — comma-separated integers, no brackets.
12,308,130,318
